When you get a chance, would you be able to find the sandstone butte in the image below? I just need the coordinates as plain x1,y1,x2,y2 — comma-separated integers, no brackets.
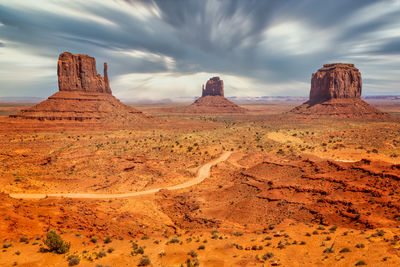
10,52,149,123
290,63,389,119
183,76,246,114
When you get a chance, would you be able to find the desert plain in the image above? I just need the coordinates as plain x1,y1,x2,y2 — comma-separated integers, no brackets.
0,97,400,267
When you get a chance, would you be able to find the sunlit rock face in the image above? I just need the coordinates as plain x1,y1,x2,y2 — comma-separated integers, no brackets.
58,52,112,94
309,63,361,103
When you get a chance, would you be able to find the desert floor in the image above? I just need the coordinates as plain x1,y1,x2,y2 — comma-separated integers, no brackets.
0,100,400,266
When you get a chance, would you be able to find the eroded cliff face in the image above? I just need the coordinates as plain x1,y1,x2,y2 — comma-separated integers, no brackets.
309,63,361,103
202,77,224,97
57,52,111,94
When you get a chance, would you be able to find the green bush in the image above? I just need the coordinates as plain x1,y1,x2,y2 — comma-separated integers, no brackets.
43,230,70,254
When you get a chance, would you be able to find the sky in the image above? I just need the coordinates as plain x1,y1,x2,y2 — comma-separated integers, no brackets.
0,0,399,100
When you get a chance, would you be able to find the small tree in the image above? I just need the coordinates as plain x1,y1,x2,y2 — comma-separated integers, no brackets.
43,230,70,254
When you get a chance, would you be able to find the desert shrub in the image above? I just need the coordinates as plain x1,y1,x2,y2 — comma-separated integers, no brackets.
184,258,199,267
188,250,197,258
340,247,351,253
233,232,243,237
168,237,180,244
43,230,70,254
91,236,98,243
198,245,205,250
104,236,112,244
131,243,144,256
19,237,28,243
356,243,365,248
376,230,385,236
262,252,274,260
137,255,151,266
15,251,20,255
323,247,334,253
3,243,12,249
107,247,115,253
355,260,367,266
97,251,107,258
67,255,80,266
329,225,337,233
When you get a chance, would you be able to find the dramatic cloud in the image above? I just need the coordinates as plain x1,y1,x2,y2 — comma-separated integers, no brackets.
0,0,399,99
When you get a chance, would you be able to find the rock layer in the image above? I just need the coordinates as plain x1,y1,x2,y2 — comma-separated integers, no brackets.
202,77,224,97
290,63,388,119
11,52,149,122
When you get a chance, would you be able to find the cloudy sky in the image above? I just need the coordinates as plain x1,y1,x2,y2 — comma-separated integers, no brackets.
0,0,399,100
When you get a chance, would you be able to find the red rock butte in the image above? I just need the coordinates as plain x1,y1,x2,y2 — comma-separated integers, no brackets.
290,63,388,119
202,76,224,97
179,76,247,114
10,52,149,123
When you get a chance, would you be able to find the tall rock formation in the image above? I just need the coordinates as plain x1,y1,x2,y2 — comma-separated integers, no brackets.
57,52,112,94
309,63,361,103
178,76,246,114
10,52,149,123
290,63,388,119
202,77,224,97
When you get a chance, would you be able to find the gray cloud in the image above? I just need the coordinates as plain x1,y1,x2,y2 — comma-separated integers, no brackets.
0,0,399,99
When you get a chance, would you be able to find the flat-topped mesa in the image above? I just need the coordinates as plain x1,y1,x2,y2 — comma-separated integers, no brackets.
202,76,224,97
309,63,361,103
289,62,389,119
57,52,112,94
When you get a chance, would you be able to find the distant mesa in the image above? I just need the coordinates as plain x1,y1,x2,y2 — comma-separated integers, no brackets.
290,63,389,119
10,52,149,122
202,76,224,97
181,76,246,114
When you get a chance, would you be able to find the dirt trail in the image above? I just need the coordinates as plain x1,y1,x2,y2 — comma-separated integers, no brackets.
9,151,232,199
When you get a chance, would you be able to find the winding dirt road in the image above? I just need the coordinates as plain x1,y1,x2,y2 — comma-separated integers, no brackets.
9,151,232,200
